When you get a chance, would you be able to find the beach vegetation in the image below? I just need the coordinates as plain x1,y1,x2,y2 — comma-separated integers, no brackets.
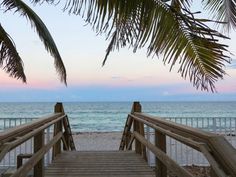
0,0,67,84
1,0,236,92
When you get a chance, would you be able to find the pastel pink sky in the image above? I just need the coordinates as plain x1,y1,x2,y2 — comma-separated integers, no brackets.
0,2,236,101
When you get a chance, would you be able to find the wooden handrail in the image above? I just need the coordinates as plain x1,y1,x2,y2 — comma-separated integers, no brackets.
133,131,194,177
134,112,215,140
0,102,75,177
120,102,236,177
12,132,63,177
129,114,206,151
0,113,63,144
0,115,66,161
134,113,236,176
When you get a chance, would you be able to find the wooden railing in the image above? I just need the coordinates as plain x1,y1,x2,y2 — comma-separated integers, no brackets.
0,103,75,177
120,102,236,177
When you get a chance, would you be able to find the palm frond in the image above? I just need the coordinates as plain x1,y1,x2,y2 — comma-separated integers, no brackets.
1,0,67,85
203,0,236,32
31,0,231,91
170,0,192,10
0,24,26,82
61,0,230,91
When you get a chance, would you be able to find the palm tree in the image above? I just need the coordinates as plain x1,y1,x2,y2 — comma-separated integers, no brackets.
0,0,67,85
2,0,235,92
42,0,234,92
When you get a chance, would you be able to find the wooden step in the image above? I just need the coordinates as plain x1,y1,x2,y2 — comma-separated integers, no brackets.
45,151,155,177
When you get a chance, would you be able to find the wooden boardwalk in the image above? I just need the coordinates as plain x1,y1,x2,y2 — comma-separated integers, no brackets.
1,102,236,177
45,151,155,177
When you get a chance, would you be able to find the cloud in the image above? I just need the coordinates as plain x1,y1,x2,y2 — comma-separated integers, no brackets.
229,64,236,69
226,59,236,69
111,76,134,82
111,76,122,80
143,76,153,79
162,91,170,96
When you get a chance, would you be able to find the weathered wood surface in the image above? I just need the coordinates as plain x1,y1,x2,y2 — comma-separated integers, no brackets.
155,130,167,177
133,132,193,177
11,132,63,177
45,151,155,177
0,113,63,144
34,131,45,177
130,112,236,176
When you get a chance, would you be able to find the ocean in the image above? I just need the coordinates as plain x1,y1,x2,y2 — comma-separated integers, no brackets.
0,102,236,132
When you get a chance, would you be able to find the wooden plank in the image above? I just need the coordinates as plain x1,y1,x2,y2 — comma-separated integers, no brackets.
125,130,132,150
0,115,65,162
45,176,155,177
127,134,135,150
34,130,45,177
52,103,64,159
17,154,32,169
119,115,133,150
133,132,194,177
139,122,147,161
12,132,63,177
207,136,236,176
45,151,155,177
133,113,214,141
62,116,76,150
130,114,204,151
134,120,142,154
0,102,64,147
0,113,63,143
131,111,236,176
132,102,142,155
119,101,140,150
199,144,226,177
61,134,69,151
155,130,167,177
52,121,62,159
54,103,65,114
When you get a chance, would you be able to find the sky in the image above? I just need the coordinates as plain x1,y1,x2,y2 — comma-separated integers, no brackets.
0,1,236,102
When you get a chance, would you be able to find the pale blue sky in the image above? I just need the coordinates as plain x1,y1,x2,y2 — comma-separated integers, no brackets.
0,1,236,102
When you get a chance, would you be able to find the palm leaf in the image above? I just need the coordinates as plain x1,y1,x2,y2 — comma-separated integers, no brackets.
60,0,230,91
1,0,67,85
203,0,236,32
0,24,26,82
32,0,231,91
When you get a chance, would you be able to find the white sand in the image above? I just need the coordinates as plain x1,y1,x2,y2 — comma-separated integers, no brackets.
73,132,122,151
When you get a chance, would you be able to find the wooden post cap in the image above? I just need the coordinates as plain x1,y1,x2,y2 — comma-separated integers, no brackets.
54,102,64,113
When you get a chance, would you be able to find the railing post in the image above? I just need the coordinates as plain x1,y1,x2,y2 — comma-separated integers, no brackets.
210,168,220,177
132,102,142,155
155,130,167,177
134,120,141,154
125,130,132,150
62,116,76,151
34,130,44,177
54,102,65,114
53,103,64,159
139,122,147,161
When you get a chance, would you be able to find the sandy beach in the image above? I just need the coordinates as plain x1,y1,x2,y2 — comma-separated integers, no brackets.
73,132,123,151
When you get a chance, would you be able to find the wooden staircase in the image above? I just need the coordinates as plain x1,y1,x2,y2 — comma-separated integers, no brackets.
1,102,236,177
45,151,155,177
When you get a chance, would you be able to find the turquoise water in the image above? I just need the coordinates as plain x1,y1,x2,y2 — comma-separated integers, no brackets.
0,102,236,132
